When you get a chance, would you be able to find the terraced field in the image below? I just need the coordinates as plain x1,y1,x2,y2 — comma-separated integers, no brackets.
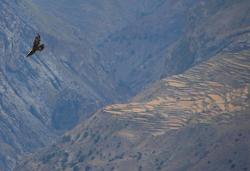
104,50,250,136
16,50,250,171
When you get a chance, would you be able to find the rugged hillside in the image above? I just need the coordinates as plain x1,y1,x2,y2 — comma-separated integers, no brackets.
19,0,250,96
0,1,128,170
1,0,250,170
16,50,250,171
98,0,250,95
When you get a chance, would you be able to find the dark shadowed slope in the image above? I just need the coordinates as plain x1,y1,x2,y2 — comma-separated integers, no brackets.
1,0,250,170
16,49,250,171
0,1,128,170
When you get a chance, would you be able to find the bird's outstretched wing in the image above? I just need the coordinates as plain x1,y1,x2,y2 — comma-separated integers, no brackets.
27,50,36,57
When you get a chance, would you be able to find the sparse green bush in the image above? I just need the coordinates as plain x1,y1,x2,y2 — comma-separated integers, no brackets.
88,150,93,157
85,166,91,171
94,134,101,144
230,164,235,169
78,154,86,162
62,135,71,143
116,142,121,149
137,152,142,161
61,152,69,167
75,133,81,140
155,158,164,170
73,165,80,171
41,152,55,164
83,132,89,138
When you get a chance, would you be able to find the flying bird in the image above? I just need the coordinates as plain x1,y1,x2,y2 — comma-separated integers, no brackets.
27,33,44,57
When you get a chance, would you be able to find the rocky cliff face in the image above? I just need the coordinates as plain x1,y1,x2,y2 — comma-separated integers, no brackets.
20,0,250,95
0,1,126,170
15,49,250,171
1,0,250,170
98,0,250,95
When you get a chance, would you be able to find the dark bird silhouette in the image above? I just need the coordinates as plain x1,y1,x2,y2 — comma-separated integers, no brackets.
27,33,44,57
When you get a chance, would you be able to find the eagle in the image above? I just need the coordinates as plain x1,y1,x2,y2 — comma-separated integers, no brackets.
27,33,44,57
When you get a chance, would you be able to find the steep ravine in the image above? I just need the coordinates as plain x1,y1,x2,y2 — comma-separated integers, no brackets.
1,0,250,170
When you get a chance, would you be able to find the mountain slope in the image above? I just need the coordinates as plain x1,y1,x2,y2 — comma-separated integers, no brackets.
1,0,250,170
0,1,129,170
98,0,250,95
21,0,250,95
16,49,250,171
